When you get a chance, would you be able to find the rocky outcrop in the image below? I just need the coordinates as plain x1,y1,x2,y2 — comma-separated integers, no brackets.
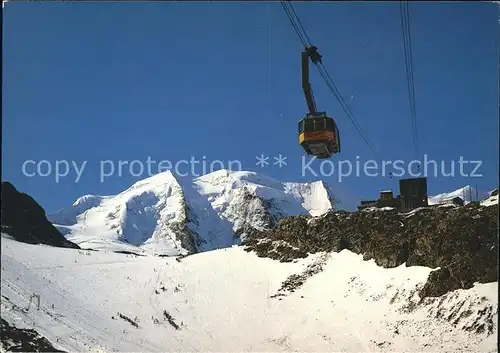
243,203,498,299
0,318,66,352
174,199,203,254
231,189,275,239
1,182,80,249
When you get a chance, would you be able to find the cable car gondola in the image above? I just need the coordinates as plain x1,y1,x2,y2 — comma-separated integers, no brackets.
298,46,341,158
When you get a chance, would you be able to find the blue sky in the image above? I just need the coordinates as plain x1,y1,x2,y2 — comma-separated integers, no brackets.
3,2,499,212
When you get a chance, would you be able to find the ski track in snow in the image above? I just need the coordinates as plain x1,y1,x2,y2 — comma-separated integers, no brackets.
1,236,497,352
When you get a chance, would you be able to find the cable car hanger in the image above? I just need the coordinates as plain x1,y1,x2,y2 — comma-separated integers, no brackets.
298,45,341,159
302,46,322,116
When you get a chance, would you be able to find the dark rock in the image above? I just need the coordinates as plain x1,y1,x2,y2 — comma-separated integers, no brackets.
243,204,498,299
1,181,80,249
162,310,180,330
0,317,66,352
113,250,145,256
170,200,200,254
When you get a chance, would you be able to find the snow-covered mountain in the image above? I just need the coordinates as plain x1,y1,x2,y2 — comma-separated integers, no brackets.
2,176,498,352
48,170,335,255
1,235,497,352
428,185,485,205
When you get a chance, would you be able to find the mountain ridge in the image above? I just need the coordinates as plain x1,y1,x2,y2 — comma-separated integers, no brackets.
46,170,498,256
48,169,336,255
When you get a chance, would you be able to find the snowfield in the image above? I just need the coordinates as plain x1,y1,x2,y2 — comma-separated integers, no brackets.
481,194,498,207
1,235,497,352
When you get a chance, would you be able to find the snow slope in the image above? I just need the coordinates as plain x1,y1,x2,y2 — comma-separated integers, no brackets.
481,194,499,207
1,235,497,352
48,170,335,255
